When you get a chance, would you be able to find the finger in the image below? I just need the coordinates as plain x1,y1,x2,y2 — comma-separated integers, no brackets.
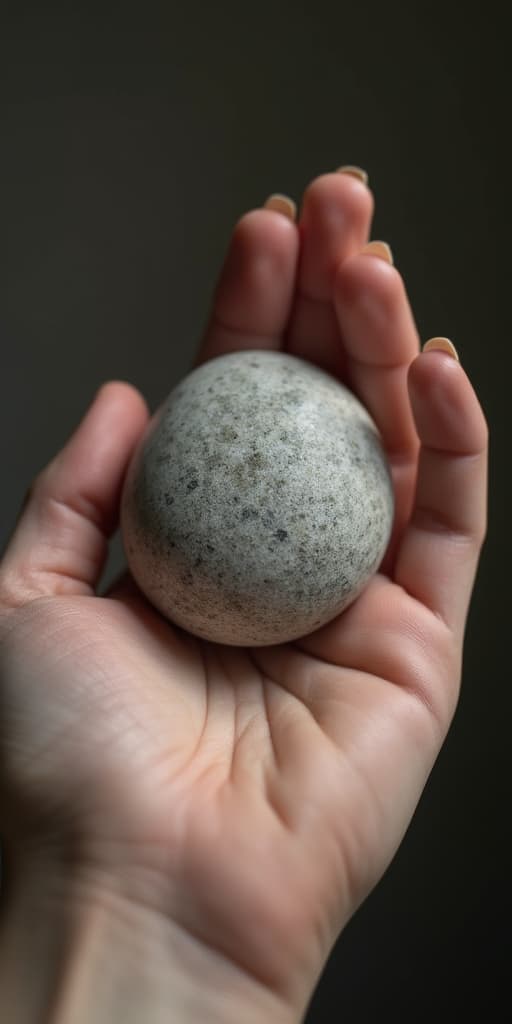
0,382,149,604
285,171,374,377
332,250,422,567
393,345,488,636
194,200,299,366
334,250,420,456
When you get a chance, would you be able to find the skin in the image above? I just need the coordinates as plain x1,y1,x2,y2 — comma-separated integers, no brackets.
0,172,488,1023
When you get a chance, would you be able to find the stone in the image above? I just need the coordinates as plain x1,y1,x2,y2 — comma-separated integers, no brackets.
120,350,394,646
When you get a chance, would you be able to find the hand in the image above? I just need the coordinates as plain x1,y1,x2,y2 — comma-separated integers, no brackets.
0,172,488,1023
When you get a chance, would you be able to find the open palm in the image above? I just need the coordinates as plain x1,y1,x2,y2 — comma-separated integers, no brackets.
0,173,487,1020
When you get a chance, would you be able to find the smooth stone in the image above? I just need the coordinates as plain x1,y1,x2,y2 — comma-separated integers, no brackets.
121,350,394,646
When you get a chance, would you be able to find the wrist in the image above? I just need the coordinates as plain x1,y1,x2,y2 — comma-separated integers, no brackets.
0,849,297,1024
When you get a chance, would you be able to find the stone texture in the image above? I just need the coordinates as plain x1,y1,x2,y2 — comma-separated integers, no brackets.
120,350,394,646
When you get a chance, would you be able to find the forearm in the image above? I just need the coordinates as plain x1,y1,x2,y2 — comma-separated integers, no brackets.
0,854,296,1024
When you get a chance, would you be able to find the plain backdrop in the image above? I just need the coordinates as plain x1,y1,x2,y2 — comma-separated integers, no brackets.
0,2,508,1020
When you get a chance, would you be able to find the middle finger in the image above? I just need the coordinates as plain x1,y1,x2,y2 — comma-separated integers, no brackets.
285,170,374,377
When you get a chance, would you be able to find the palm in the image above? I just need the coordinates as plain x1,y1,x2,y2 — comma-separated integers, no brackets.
1,567,451,993
0,173,487,1010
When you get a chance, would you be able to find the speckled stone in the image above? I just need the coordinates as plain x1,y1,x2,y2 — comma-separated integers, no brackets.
120,350,394,646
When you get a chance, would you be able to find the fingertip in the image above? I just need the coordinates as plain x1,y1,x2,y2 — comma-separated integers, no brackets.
333,252,418,369
219,207,299,298
334,247,400,311
94,379,150,420
198,206,299,357
408,349,488,454
80,382,150,460
408,346,461,388
408,346,466,402
301,171,374,232
233,207,299,254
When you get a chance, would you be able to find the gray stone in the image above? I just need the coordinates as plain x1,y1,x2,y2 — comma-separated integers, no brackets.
120,350,394,646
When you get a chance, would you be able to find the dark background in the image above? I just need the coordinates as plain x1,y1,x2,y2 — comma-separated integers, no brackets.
0,2,508,1020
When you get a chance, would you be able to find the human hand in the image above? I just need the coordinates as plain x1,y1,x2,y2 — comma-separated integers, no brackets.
0,171,488,1023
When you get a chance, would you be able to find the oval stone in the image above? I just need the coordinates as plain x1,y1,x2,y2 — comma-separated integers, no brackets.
121,350,394,645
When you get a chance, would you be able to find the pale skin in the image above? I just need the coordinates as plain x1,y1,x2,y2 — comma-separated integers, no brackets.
0,171,488,1023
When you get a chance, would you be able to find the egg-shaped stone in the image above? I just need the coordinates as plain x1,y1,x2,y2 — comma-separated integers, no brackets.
120,350,394,646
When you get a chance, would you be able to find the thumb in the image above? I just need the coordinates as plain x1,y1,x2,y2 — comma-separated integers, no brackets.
0,382,149,606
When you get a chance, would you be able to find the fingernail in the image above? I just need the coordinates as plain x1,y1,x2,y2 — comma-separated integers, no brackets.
263,194,297,221
335,165,369,186
361,240,394,265
422,337,460,362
